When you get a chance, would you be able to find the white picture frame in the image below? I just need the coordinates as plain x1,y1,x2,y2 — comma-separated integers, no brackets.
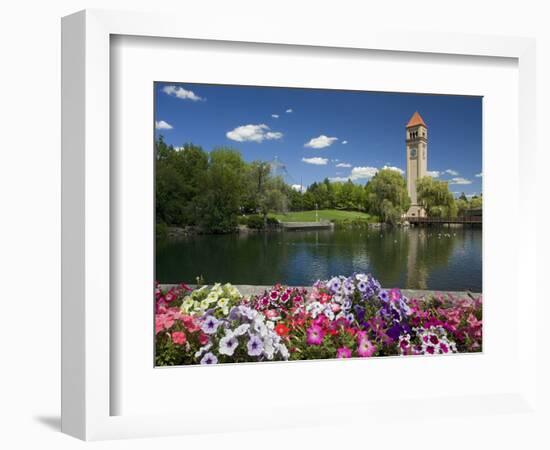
61,9,539,441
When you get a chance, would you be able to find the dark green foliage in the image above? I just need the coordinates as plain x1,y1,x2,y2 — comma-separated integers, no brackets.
266,216,279,226
156,222,168,241
245,215,265,229
155,138,413,234
365,169,410,224
155,137,208,226
416,176,457,218
333,217,377,229
196,148,246,233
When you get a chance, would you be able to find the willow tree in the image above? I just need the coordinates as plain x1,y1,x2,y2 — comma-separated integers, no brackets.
416,176,457,218
365,169,410,225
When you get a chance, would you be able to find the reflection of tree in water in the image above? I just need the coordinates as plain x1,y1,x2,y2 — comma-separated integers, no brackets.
157,226,470,289
366,227,457,289
363,228,409,288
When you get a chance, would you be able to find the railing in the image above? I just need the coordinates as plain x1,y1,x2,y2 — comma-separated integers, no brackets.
405,216,482,224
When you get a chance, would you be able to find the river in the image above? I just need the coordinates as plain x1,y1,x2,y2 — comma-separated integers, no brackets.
156,226,482,292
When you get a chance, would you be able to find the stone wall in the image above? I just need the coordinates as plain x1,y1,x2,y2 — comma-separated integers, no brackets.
160,284,482,303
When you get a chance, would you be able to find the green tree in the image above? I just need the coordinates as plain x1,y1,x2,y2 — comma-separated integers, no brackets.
244,162,288,224
470,194,482,210
365,169,410,224
416,177,457,218
456,198,469,216
197,148,246,233
155,141,208,226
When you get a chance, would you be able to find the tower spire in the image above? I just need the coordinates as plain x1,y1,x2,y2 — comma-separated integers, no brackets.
406,111,427,128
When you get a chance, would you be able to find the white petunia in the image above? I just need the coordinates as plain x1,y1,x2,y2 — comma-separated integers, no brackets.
263,338,275,360
219,334,239,356
233,324,250,336
194,342,212,358
324,308,335,321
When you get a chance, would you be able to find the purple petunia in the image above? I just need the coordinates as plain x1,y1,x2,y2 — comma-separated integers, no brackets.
247,335,264,356
201,315,221,334
328,277,342,293
200,352,218,365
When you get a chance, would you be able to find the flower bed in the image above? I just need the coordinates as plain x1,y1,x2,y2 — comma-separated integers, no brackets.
155,274,482,366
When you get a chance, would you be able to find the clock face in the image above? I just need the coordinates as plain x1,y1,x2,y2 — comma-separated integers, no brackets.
410,147,417,158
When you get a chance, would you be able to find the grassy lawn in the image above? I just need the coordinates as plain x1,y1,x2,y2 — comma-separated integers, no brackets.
271,209,373,222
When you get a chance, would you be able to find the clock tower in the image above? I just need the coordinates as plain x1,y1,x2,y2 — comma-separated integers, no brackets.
405,111,428,217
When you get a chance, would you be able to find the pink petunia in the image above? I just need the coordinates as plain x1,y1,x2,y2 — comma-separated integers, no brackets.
155,317,165,334
171,331,186,345
337,347,352,358
198,333,209,345
388,288,401,302
357,332,376,357
182,315,200,333
163,316,175,329
264,309,279,320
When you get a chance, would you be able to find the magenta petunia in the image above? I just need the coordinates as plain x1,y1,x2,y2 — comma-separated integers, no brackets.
337,347,352,358
306,325,325,345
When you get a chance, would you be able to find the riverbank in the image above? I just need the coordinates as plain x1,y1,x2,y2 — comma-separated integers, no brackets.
162,220,384,239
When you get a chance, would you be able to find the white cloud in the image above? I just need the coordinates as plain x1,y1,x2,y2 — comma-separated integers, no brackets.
302,157,328,165
155,120,173,130
449,177,472,185
271,114,279,119
445,169,459,176
382,165,404,175
226,124,283,143
291,184,306,193
427,170,441,178
350,166,378,180
475,172,483,177
329,176,350,182
304,135,338,149
336,162,352,168
162,85,204,101
286,108,293,113
342,140,348,145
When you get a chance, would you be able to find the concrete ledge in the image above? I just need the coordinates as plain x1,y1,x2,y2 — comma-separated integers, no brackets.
159,284,482,302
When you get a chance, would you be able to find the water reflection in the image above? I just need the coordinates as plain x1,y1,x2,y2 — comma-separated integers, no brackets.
156,226,482,292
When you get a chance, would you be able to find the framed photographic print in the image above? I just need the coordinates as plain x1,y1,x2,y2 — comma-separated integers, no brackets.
153,83,483,368
62,9,540,442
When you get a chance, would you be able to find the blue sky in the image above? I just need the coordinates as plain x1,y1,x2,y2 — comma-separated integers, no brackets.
154,82,482,196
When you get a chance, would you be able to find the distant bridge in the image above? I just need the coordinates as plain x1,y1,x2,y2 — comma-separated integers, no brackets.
405,216,482,225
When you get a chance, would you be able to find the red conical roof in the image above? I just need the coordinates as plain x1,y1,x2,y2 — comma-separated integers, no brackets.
406,111,427,128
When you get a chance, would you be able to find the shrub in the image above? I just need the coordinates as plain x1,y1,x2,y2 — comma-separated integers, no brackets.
156,222,168,241
245,215,265,229
266,216,279,226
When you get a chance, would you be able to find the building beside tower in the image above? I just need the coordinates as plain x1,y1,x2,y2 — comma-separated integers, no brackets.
405,111,428,217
